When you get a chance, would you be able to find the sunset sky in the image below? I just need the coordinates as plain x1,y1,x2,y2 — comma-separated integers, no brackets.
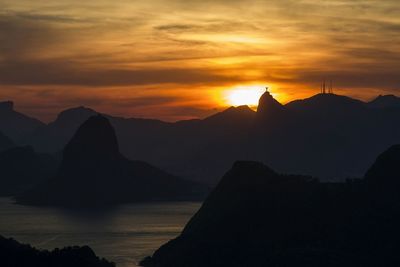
1,0,400,122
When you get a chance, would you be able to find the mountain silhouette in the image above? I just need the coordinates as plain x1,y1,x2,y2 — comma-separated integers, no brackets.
0,235,114,267
0,101,44,143
285,93,365,111
256,89,285,122
0,146,57,196
364,144,400,203
141,146,400,267
27,104,255,184
202,105,255,125
0,131,14,152
7,92,400,184
28,106,97,153
18,115,208,207
368,94,400,109
251,92,400,180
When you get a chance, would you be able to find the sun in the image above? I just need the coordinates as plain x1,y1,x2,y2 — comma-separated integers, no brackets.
225,85,266,107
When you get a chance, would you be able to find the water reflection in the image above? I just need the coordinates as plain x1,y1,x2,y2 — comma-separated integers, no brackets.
0,198,200,267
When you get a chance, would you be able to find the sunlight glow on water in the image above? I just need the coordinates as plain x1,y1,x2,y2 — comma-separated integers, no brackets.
0,198,200,267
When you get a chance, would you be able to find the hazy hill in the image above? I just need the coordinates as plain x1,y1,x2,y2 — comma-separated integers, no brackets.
251,91,400,180
28,106,98,153
7,92,400,184
368,94,400,109
27,105,255,184
0,101,44,143
0,131,14,152
18,115,208,207
0,146,58,196
142,145,400,267
0,235,114,267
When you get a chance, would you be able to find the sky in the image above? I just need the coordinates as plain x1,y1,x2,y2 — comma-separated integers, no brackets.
0,0,400,122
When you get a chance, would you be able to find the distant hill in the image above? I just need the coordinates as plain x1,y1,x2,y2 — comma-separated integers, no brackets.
8,92,400,184
0,146,58,196
0,131,14,152
28,105,255,184
18,115,208,207
0,235,114,267
28,106,98,153
285,93,366,110
368,94,400,109
0,101,44,143
252,92,400,180
142,145,400,267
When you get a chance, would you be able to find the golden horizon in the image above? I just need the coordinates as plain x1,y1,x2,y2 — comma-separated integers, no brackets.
1,0,399,121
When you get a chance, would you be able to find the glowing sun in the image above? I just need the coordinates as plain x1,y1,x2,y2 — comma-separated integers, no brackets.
225,86,266,107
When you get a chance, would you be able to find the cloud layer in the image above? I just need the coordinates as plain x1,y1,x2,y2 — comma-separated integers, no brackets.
0,0,399,121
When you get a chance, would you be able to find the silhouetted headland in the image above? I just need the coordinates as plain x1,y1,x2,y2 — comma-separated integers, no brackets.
141,145,400,267
0,235,114,267
17,115,208,207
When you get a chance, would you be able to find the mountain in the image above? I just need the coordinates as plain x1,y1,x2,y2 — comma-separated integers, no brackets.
15,92,400,184
250,92,400,180
256,89,285,122
0,101,44,143
368,94,400,109
364,144,400,202
18,115,208,207
0,131,14,152
142,149,400,267
0,235,114,267
285,93,366,111
28,106,97,153
28,105,255,184
203,105,255,124
0,146,58,196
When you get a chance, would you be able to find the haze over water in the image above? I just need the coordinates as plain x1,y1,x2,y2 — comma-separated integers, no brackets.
0,198,200,267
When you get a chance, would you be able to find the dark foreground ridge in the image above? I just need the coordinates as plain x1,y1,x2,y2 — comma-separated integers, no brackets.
142,145,400,267
18,115,208,207
0,235,114,267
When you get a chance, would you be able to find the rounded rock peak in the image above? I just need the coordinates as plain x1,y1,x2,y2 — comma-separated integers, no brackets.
62,115,120,161
365,144,400,186
256,88,284,119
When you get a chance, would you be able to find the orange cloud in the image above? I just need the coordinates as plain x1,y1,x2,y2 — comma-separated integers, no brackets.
0,0,399,121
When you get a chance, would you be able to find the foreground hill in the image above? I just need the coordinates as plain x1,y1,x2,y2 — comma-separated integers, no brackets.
0,146,58,196
142,145,400,267
18,115,208,207
0,235,114,267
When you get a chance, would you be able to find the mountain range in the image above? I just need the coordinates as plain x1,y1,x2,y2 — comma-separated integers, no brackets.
17,115,208,207
2,91,400,184
141,144,400,267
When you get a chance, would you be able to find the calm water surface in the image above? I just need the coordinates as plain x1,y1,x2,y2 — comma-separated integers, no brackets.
0,198,200,267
